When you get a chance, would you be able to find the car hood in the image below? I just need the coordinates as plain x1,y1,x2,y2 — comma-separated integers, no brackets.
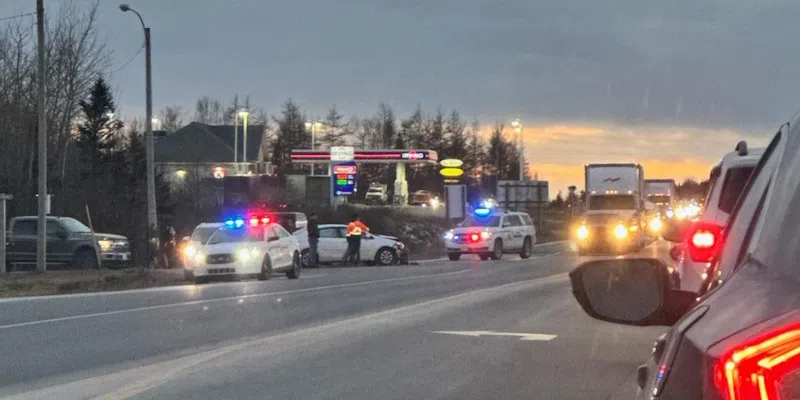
76,232,128,240
374,234,398,241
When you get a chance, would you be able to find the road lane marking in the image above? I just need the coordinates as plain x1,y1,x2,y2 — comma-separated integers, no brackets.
0,269,471,330
1,272,569,400
431,330,557,341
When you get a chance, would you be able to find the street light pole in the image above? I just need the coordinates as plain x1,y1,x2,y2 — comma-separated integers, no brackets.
239,110,249,168
511,119,524,181
120,4,158,263
36,0,47,273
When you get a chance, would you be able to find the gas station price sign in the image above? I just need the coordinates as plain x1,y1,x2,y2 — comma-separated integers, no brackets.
333,162,357,196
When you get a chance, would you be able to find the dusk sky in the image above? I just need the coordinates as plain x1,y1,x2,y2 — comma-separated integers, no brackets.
3,0,796,193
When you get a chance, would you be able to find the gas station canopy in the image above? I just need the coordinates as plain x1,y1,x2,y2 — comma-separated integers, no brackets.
291,149,439,164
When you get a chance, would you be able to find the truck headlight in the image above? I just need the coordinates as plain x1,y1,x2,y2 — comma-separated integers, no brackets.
614,224,628,239
577,225,589,240
194,252,205,264
97,239,113,252
444,231,454,241
649,217,663,232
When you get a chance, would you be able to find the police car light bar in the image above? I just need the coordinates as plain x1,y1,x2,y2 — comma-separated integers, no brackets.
474,207,492,217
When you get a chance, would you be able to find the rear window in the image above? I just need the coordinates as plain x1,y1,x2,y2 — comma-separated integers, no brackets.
718,166,756,213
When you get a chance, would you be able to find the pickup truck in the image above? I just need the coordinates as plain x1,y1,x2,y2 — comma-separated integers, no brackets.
5,216,131,269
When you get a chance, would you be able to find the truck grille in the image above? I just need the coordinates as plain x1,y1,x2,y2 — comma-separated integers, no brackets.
206,254,234,264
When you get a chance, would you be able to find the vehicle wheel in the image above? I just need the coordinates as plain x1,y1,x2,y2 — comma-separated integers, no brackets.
448,252,461,261
194,276,207,284
479,253,491,261
375,247,397,266
73,248,98,269
286,252,301,279
258,256,273,281
519,237,532,259
183,269,194,281
490,240,503,260
300,249,312,268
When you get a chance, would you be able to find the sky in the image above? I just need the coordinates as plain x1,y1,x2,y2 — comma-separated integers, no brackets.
2,0,798,193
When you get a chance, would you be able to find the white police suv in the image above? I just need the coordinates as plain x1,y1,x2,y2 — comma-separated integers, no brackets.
444,208,537,261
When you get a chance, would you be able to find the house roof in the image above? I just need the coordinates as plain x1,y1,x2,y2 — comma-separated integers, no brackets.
155,122,265,163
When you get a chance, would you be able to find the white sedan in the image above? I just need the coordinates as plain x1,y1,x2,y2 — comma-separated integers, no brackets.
186,222,301,284
294,224,408,267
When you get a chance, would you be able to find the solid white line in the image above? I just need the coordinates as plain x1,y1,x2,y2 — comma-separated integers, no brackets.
0,269,471,330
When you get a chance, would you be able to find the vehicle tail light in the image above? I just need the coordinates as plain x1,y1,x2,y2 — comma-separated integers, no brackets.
686,222,724,263
261,217,270,224
714,324,800,400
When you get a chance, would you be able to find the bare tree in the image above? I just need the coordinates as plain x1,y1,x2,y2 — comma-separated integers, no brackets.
194,95,224,124
159,105,184,132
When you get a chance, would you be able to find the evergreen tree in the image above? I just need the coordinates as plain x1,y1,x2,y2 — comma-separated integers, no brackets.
377,103,396,148
465,118,485,178
320,105,347,148
444,109,467,160
271,99,310,176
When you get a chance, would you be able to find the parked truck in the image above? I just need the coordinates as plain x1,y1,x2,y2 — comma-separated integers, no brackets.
576,164,647,254
364,183,388,205
5,216,131,270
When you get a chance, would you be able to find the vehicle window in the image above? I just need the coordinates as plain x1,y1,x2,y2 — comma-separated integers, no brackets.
336,227,349,237
717,166,756,213
703,165,722,209
521,214,533,226
266,227,280,241
207,228,264,244
275,225,290,238
46,221,66,237
319,228,341,238
461,216,501,227
588,195,636,210
191,226,221,244
506,215,523,227
13,220,36,235
59,218,92,233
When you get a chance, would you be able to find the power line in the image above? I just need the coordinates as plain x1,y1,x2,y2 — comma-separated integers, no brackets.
110,43,144,74
0,11,35,22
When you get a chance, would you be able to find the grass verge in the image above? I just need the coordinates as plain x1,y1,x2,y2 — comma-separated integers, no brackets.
0,268,188,298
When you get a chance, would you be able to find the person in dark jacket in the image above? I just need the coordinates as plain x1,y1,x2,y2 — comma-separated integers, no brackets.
307,212,320,268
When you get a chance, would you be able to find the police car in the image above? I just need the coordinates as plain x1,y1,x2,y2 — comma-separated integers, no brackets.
443,208,537,261
186,214,301,284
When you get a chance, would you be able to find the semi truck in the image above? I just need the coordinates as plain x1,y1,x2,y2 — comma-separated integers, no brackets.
577,163,647,254
644,178,677,215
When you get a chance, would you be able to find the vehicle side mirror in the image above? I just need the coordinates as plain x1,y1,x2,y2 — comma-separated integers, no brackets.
569,258,697,326
55,231,68,240
267,236,279,242
669,245,682,262
662,219,691,243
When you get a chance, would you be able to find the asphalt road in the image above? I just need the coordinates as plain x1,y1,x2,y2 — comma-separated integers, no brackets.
0,240,670,400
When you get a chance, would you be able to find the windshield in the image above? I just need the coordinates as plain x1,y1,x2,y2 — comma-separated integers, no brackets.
59,218,92,233
191,226,221,244
207,228,263,244
588,195,636,211
460,216,501,227
647,195,670,204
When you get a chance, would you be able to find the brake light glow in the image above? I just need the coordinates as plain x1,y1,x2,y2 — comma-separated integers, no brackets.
686,222,724,263
714,324,800,400
249,218,259,227
470,233,480,242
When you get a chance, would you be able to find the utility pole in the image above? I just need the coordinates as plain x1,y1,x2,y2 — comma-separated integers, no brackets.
144,25,158,263
36,0,48,273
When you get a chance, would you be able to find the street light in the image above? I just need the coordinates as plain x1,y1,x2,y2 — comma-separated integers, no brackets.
120,3,158,263
305,120,323,175
511,119,524,181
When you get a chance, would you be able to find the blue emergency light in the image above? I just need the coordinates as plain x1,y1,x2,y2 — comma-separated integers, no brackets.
224,217,245,228
474,207,492,217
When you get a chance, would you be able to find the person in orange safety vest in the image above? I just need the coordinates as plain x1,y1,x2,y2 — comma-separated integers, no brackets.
342,214,369,266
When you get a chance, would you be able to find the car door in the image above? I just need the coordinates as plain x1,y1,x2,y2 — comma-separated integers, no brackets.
8,219,37,265
274,224,295,267
499,216,517,250
46,220,72,264
317,227,344,262
265,226,285,268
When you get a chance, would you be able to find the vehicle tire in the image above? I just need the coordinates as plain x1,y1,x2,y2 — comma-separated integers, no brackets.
479,253,491,261
194,276,207,284
490,240,503,260
183,269,194,281
73,248,98,269
519,237,532,259
300,249,312,268
286,252,301,279
375,247,397,266
258,256,273,281
448,252,461,261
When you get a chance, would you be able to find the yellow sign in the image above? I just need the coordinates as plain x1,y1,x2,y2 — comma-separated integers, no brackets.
440,159,464,168
440,167,464,177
